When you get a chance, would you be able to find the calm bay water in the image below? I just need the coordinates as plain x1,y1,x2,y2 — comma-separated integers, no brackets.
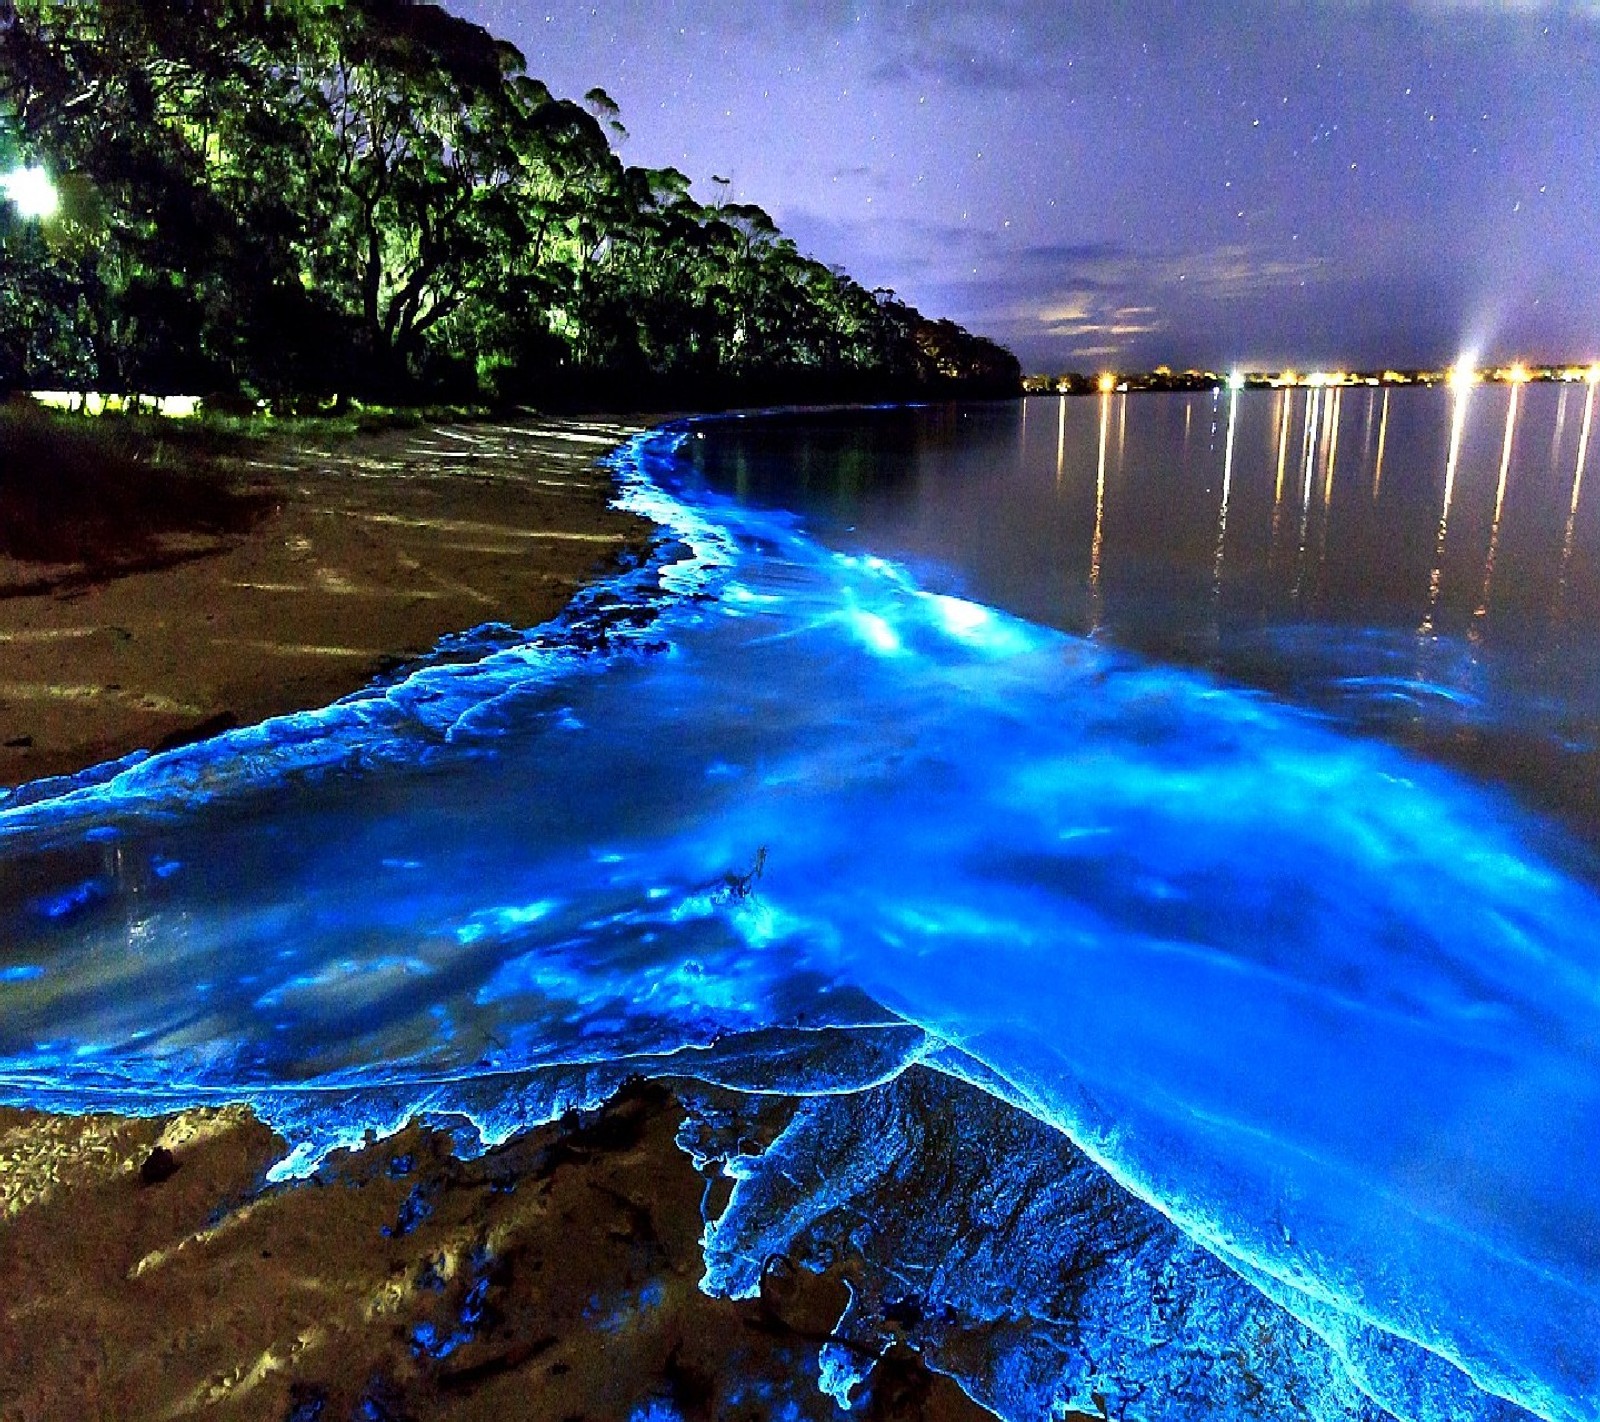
692,387,1600,838
1,399,1598,1421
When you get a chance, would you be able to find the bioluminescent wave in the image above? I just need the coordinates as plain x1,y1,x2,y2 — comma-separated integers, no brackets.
1,420,1597,1422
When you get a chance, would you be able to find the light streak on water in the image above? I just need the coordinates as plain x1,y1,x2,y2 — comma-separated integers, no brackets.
1270,390,1292,576
1497,384,1520,524
1314,389,1343,604
1575,380,1596,519
1323,387,1342,511
1555,381,1597,623
1373,387,1391,499
1294,387,1322,601
1055,393,1066,487
1274,389,1292,505
0,415,1597,1422
1421,383,1473,636
1090,394,1109,629
1213,388,1239,619
1474,385,1521,638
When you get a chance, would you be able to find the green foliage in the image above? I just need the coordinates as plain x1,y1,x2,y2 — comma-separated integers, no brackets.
0,0,1020,405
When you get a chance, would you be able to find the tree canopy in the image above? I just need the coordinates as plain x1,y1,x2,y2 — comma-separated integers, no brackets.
0,0,1020,406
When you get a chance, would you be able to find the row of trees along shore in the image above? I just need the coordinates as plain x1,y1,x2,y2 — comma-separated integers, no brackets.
0,0,1021,409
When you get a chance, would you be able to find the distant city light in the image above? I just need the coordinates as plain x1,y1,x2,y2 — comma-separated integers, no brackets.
1,165,60,221
1023,360,1600,395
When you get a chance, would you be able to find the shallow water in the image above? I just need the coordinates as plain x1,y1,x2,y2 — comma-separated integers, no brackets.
690,387,1600,840
1,398,1598,1421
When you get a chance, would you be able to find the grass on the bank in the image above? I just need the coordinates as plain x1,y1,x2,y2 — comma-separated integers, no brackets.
0,398,269,570
0,395,499,573
189,399,492,440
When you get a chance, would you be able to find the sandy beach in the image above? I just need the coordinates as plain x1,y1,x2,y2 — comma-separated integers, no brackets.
0,418,652,790
0,1082,993,1422
0,414,995,1422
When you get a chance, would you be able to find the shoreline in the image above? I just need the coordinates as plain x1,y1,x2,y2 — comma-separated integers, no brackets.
0,412,1002,1421
0,1082,995,1422
0,415,655,792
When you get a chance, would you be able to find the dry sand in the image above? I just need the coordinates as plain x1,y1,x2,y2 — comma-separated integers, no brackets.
0,416,997,1421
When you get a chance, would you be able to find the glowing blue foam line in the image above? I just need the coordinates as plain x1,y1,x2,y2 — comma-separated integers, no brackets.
0,419,1596,1422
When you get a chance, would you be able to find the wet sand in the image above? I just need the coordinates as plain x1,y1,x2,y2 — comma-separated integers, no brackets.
0,416,999,1421
0,1084,994,1422
0,418,651,790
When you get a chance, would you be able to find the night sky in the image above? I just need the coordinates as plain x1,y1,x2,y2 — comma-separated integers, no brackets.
447,1,1600,374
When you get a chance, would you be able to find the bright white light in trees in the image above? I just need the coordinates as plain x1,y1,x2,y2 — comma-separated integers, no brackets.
1,166,60,220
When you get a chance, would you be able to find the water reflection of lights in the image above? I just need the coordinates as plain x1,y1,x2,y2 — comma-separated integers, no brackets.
1577,379,1597,515
1495,383,1520,523
1273,389,1292,505
1373,388,1391,500
1552,384,1570,463
1558,380,1598,604
1269,390,1291,576
1214,388,1239,615
1474,384,1521,638
1313,389,1343,603
1091,394,1109,625
1055,394,1066,488
1294,387,1322,600
1323,388,1342,510
1422,380,1473,635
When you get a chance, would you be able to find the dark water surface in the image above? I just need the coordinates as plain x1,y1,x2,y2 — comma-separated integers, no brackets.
693,387,1600,838
1,400,1598,1422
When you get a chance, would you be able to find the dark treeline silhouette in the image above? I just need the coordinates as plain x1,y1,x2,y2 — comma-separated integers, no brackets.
0,0,1020,408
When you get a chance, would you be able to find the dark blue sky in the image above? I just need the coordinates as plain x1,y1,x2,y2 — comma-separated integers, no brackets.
449,1,1600,373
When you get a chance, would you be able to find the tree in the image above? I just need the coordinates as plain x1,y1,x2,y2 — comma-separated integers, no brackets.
0,0,1021,404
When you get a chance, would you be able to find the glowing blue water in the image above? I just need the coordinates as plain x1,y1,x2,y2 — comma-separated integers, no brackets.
1,419,1597,1421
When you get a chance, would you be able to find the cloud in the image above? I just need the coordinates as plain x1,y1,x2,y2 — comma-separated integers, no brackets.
1037,298,1162,340
858,0,1071,91
773,206,1347,372
775,206,1006,281
1016,240,1130,268
1055,244,1330,299
932,241,1334,369
822,164,897,193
